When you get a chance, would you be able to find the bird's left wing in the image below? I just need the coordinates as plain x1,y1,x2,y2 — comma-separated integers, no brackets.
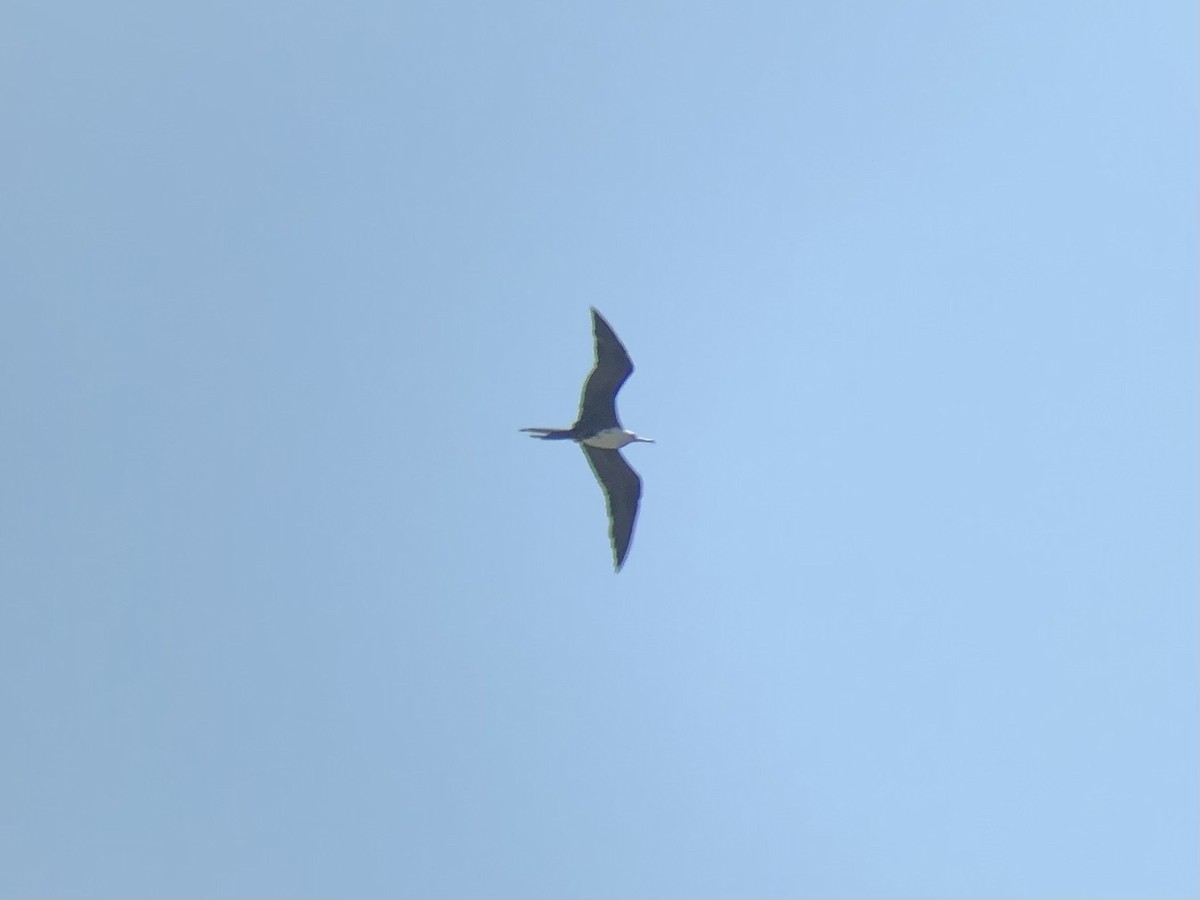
581,445,642,572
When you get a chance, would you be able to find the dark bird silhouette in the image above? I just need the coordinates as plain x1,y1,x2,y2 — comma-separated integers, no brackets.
522,308,653,571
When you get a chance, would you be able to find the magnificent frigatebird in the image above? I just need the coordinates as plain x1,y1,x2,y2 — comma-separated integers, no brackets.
522,308,653,572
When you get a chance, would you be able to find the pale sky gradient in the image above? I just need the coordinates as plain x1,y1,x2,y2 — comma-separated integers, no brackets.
2,2,1196,897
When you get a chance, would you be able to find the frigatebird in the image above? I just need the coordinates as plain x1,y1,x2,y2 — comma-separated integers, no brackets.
522,308,653,572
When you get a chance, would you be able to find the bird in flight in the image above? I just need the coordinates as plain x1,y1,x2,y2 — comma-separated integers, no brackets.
522,308,653,572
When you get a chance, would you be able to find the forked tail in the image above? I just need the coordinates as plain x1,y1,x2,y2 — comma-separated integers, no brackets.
520,427,576,440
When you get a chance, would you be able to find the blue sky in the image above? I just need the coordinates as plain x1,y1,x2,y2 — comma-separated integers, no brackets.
1,1,1196,897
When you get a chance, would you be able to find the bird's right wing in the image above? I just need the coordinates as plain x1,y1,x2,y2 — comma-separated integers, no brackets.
577,308,634,432
581,445,642,572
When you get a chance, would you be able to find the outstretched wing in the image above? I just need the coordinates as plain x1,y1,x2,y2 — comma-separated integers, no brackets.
575,308,634,434
581,445,642,572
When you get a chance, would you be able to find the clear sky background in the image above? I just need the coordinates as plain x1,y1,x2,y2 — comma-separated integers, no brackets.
1,2,1196,898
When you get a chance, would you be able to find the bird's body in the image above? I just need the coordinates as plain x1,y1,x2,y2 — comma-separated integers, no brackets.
581,427,644,450
522,309,653,571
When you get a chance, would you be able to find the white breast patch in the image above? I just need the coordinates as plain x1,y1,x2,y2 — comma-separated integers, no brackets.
582,428,633,450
